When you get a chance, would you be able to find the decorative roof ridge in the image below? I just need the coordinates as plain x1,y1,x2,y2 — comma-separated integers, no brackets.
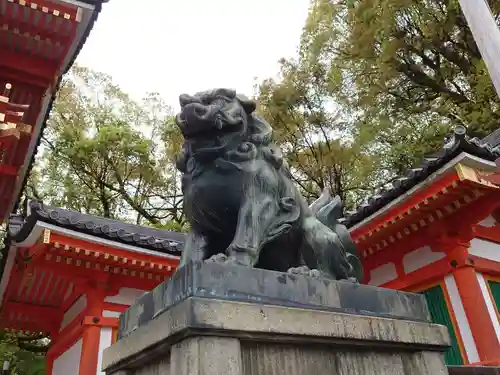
9,200,184,256
343,126,500,228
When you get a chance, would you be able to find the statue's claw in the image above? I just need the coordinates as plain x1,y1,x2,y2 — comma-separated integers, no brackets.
205,253,252,267
287,266,322,278
205,253,228,264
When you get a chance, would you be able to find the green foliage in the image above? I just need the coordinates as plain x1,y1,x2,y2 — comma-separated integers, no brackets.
8,2,500,366
0,331,47,375
258,0,500,208
302,0,500,170
12,64,188,375
257,63,382,208
26,65,185,228
150,221,190,233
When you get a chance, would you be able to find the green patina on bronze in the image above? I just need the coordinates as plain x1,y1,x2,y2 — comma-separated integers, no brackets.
174,88,362,282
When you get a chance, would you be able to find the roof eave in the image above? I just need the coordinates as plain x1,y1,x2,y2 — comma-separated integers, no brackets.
12,220,181,260
348,151,498,233
6,2,105,220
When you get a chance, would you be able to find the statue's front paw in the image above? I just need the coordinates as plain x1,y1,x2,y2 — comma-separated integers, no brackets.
225,244,256,266
205,253,229,264
205,253,252,267
287,266,322,278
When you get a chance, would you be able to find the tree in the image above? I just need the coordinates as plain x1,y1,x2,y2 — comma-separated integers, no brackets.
0,331,47,375
0,65,190,373
257,57,383,209
258,0,500,206
27,66,187,228
299,0,500,172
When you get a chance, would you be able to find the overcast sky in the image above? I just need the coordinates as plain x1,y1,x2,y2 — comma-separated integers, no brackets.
76,0,311,110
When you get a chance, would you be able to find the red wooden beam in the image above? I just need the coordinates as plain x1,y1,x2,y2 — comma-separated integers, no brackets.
0,66,52,88
381,257,453,291
470,256,500,276
0,15,72,46
10,0,80,21
102,302,129,313
351,170,460,238
0,164,18,176
49,233,180,269
4,300,61,318
0,49,58,82
34,257,165,291
47,311,85,359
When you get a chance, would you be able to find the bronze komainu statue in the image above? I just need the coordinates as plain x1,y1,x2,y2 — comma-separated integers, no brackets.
175,88,363,281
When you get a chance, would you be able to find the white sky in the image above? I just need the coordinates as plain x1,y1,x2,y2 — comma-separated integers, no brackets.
76,0,311,110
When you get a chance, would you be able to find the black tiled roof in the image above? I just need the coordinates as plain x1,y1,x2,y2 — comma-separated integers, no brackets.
481,127,500,149
9,200,183,256
343,126,500,228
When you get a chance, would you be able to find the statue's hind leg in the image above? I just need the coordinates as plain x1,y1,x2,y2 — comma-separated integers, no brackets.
300,216,355,281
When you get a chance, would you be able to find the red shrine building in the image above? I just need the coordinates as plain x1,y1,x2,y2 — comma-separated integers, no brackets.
345,127,500,367
1,0,500,371
0,202,181,375
0,0,108,221
3,126,500,374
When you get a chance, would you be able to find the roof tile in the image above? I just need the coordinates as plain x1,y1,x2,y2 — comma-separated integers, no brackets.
9,200,183,256
343,126,500,228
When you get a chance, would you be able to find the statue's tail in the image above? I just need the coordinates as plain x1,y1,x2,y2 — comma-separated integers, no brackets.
309,188,364,282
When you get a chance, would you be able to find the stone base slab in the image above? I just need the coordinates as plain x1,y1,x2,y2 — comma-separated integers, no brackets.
103,297,450,375
118,261,431,339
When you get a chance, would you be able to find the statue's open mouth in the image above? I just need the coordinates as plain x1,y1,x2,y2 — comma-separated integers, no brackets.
176,103,244,141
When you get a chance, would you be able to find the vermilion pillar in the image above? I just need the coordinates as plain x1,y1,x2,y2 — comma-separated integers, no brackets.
79,286,105,375
45,356,54,375
449,242,500,362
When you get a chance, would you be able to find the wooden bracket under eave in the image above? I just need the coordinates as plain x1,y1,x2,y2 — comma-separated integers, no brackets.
0,122,32,133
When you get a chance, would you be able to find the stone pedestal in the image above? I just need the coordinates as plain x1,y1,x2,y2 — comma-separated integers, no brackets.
102,262,451,375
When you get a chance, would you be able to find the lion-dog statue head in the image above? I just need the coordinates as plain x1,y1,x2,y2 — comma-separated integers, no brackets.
174,88,362,282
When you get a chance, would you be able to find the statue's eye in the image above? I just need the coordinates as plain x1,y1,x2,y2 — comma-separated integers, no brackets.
213,96,228,105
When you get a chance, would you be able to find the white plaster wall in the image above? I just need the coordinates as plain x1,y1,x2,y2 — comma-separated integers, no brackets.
104,288,145,305
102,310,121,318
60,295,87,331
402,246,446,274
97,328,112,375
469,238,500,262
478,215,497,227
444,275,480,363
476,272,500,343
52,339,82,375
368,263,397,286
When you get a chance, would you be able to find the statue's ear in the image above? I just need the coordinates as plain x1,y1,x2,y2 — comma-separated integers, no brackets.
236,94,257,114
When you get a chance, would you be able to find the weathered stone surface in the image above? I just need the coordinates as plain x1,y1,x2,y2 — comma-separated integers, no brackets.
171,337,242,375
104,296,449,374
240,348,446,375
134,359,169,375
118,261,430,339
